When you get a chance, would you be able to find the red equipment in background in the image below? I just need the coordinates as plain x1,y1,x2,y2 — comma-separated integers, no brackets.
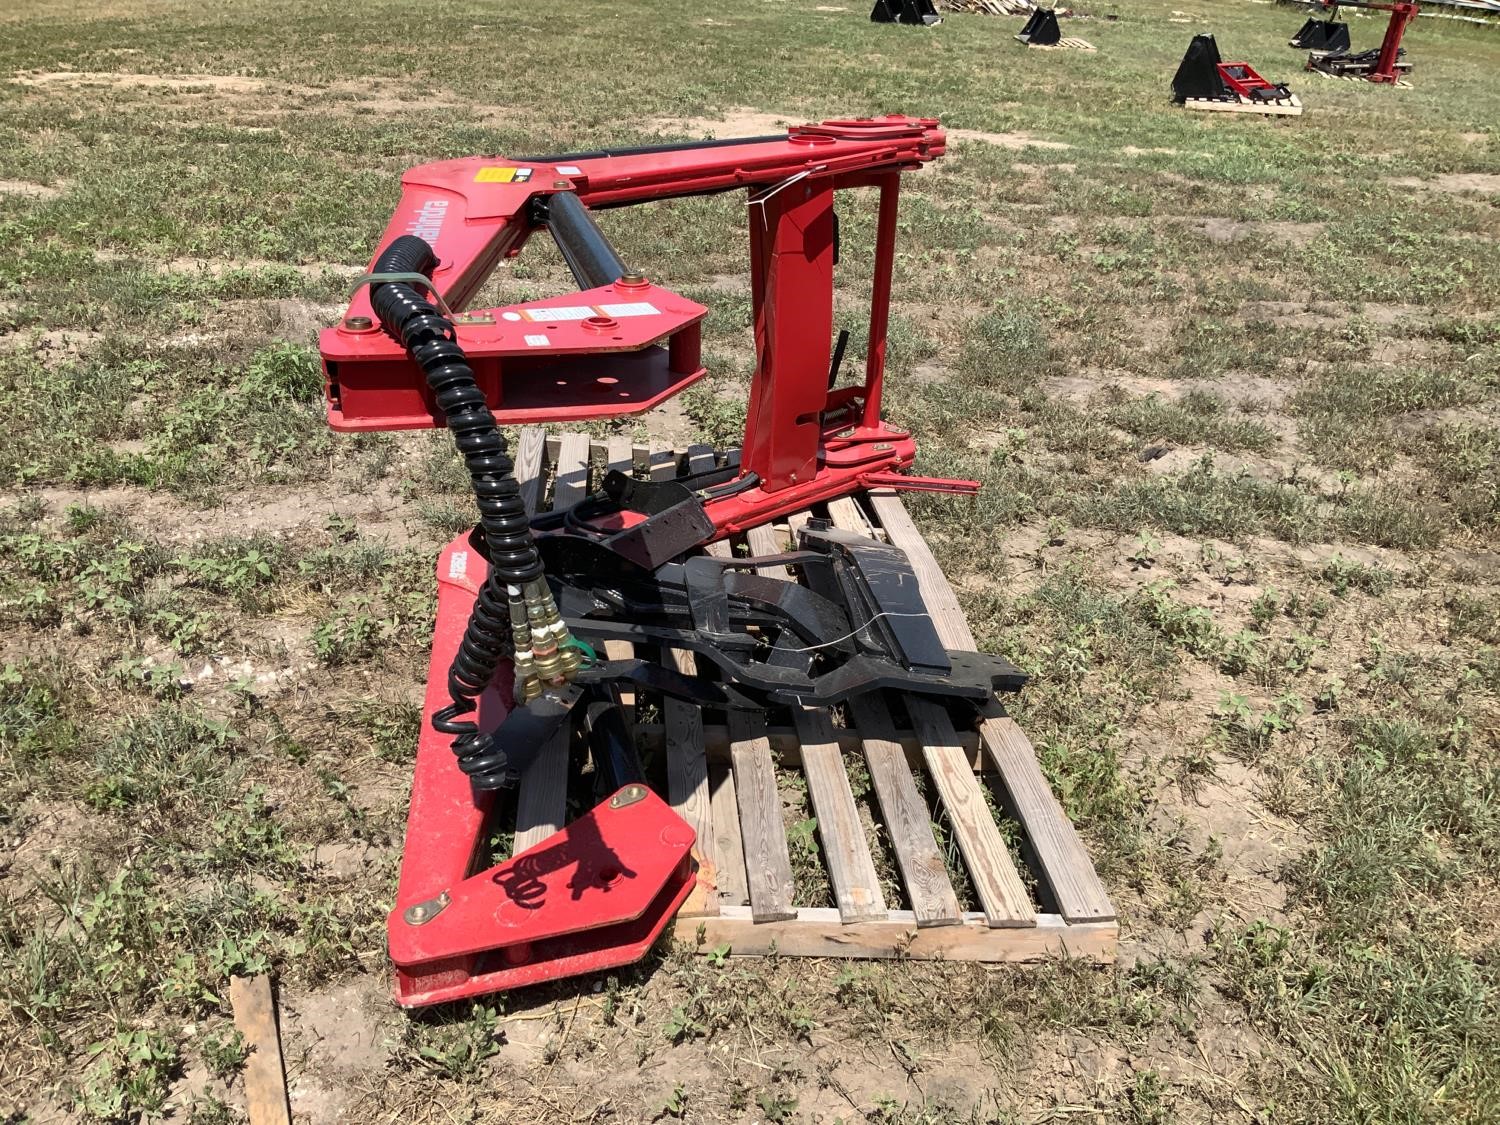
1311,0,1418,84
1216,60,1293,101
322,118,967,1005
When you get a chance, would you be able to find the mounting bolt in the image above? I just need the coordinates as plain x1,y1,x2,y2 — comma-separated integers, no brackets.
609,784,649,809
836,428,856,439
617,273,648,289
553,180,570,189
874,443,893,453
343,315,373,331
402,891,451,926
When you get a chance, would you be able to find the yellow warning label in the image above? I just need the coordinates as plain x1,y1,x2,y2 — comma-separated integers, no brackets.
474,166,517,183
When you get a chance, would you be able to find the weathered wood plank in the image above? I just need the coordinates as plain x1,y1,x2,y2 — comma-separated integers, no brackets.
708,758,749,908
666,646,717,917
229,975,291,1125
684,442,717,476
746,524,886,923
868,489,1115,923
514,425,547,517
788,508,957,924
847,692,962,927
789,707,889,922
906,697,1036,927
728,710,796,922
685,910,1117,963
824,499,1035,928
550,431,592,510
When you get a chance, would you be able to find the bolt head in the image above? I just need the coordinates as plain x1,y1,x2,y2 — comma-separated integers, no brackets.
343,315,373,331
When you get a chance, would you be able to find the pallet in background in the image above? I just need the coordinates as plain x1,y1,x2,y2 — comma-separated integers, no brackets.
502,429,1116,965
1018,35,1096,50
1182,93,1303,116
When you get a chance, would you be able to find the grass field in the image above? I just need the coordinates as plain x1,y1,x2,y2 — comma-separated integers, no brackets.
2,0,1498,1120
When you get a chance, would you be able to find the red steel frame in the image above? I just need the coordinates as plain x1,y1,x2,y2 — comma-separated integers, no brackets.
320,115,973,539
1321,0,1417,85
329,117,976,1005
1214,60,1287,100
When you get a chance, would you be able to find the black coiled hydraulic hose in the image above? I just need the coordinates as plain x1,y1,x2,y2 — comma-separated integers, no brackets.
369,234,541,789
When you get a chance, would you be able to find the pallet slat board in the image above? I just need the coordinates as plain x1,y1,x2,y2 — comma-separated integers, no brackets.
489,432,1115,963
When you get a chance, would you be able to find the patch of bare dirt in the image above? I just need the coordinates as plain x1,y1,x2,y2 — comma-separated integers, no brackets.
1046,370,1290,410
1238,298,1430,329
637,388,703,449
644,108,1072,152
1013,160,1077,176
1392,403,1499,435
0,327,106,363
0,179,61,199
224,297,346,343
1,800,114,886
92,248,361,281
12,70,271,93
16,473,422,548
1141,445,1343,493
1191,218,1326,245
645,108,798,138
1388,172,1500,196
282,975,399,1122
949,128,1071,151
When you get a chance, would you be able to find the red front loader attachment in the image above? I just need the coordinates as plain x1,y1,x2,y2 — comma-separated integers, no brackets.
320,117,1003,1006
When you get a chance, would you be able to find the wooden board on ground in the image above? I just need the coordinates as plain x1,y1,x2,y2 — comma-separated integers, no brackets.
1182,93,1304,116
729,710,797,922
229,974,291,1125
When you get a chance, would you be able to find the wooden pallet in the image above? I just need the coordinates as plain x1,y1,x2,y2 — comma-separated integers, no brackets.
1308,67,1414,87
1017,35,1096,50
505,428,1117,965
1182,93,1303,116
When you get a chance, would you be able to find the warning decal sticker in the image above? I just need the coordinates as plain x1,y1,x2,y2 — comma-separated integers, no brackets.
522,305,595,322
474,166,533,184
597,302,661,317
524,334,550,347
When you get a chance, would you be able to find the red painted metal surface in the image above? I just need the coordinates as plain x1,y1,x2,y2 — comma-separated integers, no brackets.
320,115,974,531
325,279,707,431
1368,1,1418,84
1215,60,1286,99
389,537,696,1007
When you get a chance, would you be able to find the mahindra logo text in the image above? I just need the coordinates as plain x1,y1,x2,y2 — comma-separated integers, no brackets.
406,199,449,244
